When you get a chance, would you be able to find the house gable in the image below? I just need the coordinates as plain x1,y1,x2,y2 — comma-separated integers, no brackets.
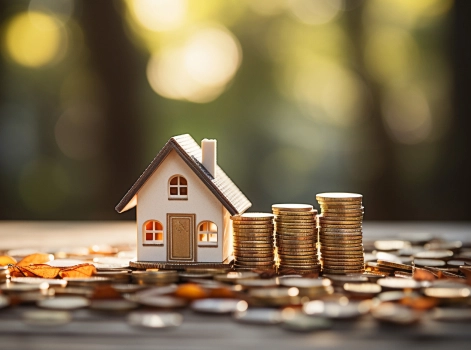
116,134,251,215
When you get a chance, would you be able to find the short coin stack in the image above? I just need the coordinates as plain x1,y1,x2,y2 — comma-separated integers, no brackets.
316,193,365,275
231,213,275,270
272,204,320,274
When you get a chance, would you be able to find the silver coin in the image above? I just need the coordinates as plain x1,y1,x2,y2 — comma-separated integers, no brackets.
191,298,243,314
134,295,187,308
371,302,420,325
233,308,283,324
22,310,72,326
11,277,68,287
0,282,47,293
37,296,90,310
303,300,371,319
376,277,425,290
279,278,330,289
90,299,139,312
280,311,332,332
127,311,183,328
432,308,471,322
0,295,10,309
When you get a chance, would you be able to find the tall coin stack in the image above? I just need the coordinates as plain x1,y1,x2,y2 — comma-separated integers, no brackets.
272,204,320,274
316,193,365,275
231,213,275,270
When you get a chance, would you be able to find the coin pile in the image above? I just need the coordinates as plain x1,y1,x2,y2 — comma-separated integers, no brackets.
316,193,365,275
231,213,275,270
131,270,179,285
272,204,320,274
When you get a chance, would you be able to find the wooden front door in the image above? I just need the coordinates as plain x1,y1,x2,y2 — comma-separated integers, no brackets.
167,214,195,261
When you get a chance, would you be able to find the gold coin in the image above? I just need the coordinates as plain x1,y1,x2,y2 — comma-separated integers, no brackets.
320,242,362,247
234,233,273,239
235,253,274,258
236,256,274,262
321,205,363,209
321,241,363,246
321,251,364,256
280,263,321,269
322,269,364,275
234,243,273,249
275,230,316,236
376,260,413,271
322,210,365,218
232,225,274,230
319,224,362,230
279,254,318,260
316,192,362,200
322,257,364,263
320,227,362,232
277,242,316,248
322,260,364,267
234,235,274,240
272,204,313,212
275,232,316,239
233,249,274,255
231,213,275,221
234,260,274,266
274,210,318,217
277,246,316,251
321,245,363,251
320,238,362,244
275,224,316,230
276,233,315,240
320,232,362,238
318,217,362,223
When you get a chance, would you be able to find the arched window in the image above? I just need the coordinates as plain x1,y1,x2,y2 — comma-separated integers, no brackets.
143,220,164,245
168,175,188,200
198,221,218,246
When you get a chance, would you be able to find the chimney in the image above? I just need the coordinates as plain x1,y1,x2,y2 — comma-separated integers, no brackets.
201,139,217,178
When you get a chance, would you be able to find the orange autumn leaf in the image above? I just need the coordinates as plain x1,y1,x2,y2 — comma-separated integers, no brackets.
17,253,51,266
8,265,31,277
21,264,62,278
0,255,17,266
59,263,96,278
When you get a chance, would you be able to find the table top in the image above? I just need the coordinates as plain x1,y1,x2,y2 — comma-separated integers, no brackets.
0,221,470,350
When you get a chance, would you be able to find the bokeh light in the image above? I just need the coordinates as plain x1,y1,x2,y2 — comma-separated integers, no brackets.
381,86,432,144
127,0,187,32
146,25,242,103
3,11,66,68
287,0,343,26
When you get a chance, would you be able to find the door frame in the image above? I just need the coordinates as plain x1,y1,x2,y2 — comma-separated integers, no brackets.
167,213,196,262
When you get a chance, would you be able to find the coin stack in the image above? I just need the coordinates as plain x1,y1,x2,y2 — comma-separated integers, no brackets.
316,193,365,275
272,204,320,274
231,213,275,270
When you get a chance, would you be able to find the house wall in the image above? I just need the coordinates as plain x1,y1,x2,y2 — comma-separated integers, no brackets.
136,150,225,263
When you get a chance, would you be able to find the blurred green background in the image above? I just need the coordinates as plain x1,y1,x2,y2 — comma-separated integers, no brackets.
0,0,469,221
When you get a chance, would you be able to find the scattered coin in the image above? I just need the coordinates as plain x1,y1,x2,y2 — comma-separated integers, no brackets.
127,311,183,328
280,310,332,332
372,302,420,325
37,296,90,310
22,310,72,326
233,308,283,324
191,298,242,314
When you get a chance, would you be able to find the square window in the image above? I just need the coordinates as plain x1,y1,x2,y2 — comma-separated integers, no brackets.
209,234,217,242
155,232,163,241
199,234,207,242
146,232,153,241
170,187,178,195
180,187,187,195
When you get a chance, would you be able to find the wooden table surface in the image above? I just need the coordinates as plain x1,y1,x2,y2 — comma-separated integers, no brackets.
0,221,470,350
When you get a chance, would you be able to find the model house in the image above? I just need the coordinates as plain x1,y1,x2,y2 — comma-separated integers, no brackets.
115,134,251,265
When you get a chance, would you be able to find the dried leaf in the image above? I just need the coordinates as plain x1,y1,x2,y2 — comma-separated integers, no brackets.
17,253,50,266
19,264,61,278
413,267,436,281
59,263,96,278
8,265,30,277
0,255,17,266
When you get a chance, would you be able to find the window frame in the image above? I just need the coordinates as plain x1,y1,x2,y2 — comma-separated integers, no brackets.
197,221,218,247
168,175,188,200
143,220,164,246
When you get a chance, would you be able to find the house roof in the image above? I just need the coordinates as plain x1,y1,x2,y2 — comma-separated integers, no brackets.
115,134,252,215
